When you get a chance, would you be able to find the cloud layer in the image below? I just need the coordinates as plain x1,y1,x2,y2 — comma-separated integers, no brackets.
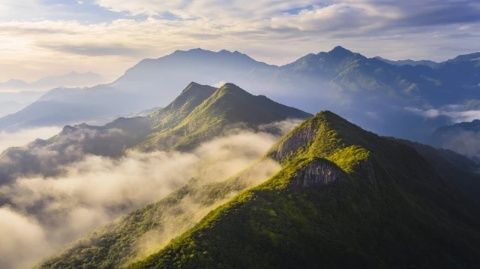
0,127,61,153
406,101,480,123
0,128,283,269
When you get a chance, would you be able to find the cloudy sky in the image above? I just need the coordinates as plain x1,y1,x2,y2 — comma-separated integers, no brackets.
1,0,479,82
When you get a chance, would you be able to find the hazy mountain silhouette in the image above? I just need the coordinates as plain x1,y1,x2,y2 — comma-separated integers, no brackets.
0,82,309,184
1,47,479,144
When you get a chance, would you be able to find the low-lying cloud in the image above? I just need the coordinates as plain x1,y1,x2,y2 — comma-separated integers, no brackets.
0,207,49,269
435,130,480,159
0,123,294,269
0,127,61,153
405,104,480,123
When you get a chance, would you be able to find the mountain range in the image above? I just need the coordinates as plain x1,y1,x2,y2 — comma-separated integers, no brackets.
1,81,479,268
0,72,104,118
0,43,480,268
1,46,480,147
0,82,308,185
0,82,309,269
0,91,43,117
127,111,480,268
0,71,103,92
37,109,480,269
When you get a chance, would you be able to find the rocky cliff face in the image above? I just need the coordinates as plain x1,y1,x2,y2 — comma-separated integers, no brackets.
270,121,318,162
290,159,346,188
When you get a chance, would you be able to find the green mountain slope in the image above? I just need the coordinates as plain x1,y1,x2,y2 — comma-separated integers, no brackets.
36,160,278,269
148,82,217,130
137,83,310,151
34,83,309,269
400,140,480,205
131,111,480,269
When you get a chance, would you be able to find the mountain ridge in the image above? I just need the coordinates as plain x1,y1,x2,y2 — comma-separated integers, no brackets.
136,83,310,151
0,82,309,184
129,111,480,268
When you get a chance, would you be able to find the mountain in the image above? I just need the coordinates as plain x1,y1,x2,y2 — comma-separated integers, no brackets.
402,140,480,204
374,56,439,68
0,84,129,130
0,91,46,117
0,82,309,184
36,160,276,269
0,72,104,118
137,83,310,151
431,120,480,159
0,49,276,131
113,48,275,96
22,83,309,269
125,111,480,268
281,46,477,105
0,82,213,183
0,71,103,91
0,79,30,90
0,116,152,183
148,82,217,130
1,47,480,144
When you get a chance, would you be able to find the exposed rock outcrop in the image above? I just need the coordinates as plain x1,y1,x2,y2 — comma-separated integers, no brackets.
290,158,346,188
270,121,318,162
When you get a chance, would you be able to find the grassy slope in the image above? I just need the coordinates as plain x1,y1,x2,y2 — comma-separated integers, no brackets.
131,111,480,269
137,83,310,151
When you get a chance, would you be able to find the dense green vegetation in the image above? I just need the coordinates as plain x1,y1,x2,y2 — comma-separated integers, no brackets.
36,108,480,269
130,111,480,269
401,139,480,205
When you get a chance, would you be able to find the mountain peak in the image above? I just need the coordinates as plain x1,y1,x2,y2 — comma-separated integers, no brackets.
148,82,216,129
328,46,354,57
163,82,216,110
138,83,309,151
181,81,214,94
173,48,210,54
269,110,374,173
215,83,252,97
128,106,480,269
170,48,251,59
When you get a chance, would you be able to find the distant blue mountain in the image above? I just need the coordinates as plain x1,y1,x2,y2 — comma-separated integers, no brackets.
374,56,439,68
432,120,480,159
1,46,479,144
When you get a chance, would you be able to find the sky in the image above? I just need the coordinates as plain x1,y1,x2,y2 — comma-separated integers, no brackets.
1,0,480,82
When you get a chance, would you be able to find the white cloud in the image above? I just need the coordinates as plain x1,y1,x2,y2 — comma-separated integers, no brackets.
0,207,49,269
0,125,293,269
270,3,395,33
94,0,319,18
0,127,61,153
406,106,480,123
437,130,480,159
0,1,479,81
